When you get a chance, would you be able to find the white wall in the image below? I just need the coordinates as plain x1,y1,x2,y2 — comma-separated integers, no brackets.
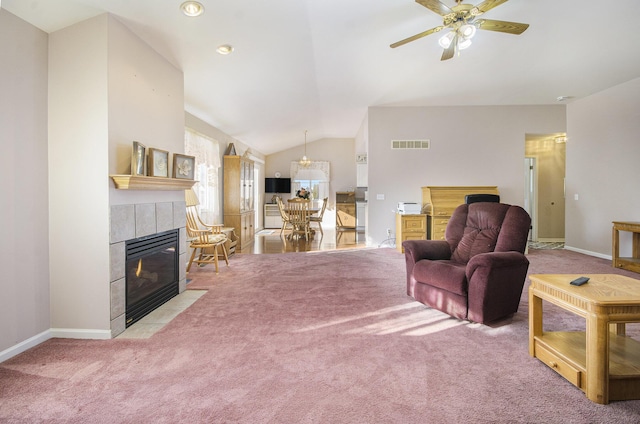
367,105,567,245
565,77,640,256
0,9,49,356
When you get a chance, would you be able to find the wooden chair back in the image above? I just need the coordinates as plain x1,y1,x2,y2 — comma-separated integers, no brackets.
276,197,289,221
316,197,328,219
186,206,224,237
287,201,311,240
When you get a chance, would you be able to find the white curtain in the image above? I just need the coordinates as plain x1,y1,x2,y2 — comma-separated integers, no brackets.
290,161,330,203
185,128,221,224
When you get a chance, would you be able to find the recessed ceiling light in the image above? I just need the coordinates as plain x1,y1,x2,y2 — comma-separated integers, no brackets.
180,1,204,17
217,44,234,55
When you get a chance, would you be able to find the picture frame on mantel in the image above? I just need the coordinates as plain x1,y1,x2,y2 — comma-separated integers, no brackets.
131,141,146,176
148,148,169,177
173,154,195,180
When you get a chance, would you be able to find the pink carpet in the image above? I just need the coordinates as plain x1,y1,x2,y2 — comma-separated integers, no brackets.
2,248,640,422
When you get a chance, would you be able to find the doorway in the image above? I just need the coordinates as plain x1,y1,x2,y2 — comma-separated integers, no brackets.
524,133,566,243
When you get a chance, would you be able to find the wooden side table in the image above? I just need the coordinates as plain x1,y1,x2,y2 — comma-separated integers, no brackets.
529,274,640,404
395,213,427,253
612,221,640,273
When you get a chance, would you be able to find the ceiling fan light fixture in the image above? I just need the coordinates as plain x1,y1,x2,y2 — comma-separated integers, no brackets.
180,1,204,17
458,38,473,50
459,24,477,39
438,32,455,49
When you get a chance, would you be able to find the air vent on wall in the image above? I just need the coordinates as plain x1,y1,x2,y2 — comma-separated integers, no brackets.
391,140,430,150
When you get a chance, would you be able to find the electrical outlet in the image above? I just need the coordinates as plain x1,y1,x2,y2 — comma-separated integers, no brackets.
386,228,392,236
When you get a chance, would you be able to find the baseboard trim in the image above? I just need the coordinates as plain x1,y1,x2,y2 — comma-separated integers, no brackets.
564,245,612,260
0,330,52,363
50,328,112,340
1,328,112,364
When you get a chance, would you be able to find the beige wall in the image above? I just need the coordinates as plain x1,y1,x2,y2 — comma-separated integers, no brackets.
0,9,49,357
48,14,111,335
565,77,640,257
108,15,185,206
366,105,567,245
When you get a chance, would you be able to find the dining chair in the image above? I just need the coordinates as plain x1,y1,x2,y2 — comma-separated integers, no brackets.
287,200,311,241
309,197,328,237
276,197,293,236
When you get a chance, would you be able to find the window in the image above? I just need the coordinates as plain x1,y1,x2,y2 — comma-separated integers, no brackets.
185,128,221,224
290,161,330,203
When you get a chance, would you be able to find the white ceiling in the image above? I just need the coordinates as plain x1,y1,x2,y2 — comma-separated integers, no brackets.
4,0,640,154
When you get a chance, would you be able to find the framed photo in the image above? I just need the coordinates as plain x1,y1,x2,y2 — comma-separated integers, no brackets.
131,141,146,176
147,148,169,177
173,153,196,180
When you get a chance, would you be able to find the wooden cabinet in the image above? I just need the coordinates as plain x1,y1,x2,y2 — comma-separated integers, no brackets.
336,191,356,229
422,186,499,240
396,214,427,253
264,204,283,229
612,221,640,273
224,155,255,251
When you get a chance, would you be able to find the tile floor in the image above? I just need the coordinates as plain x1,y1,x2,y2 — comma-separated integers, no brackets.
117,289,207,339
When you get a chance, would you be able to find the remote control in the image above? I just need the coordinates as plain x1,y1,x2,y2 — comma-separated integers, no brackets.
570,276,589,286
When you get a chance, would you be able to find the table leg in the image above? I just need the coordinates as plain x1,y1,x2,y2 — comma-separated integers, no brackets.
613,226,620,268
529,288,543,357
586,313,610,404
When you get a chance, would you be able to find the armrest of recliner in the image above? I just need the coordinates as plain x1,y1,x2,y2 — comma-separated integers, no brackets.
465,251,530,323
402,240,451,263
466,251,528,274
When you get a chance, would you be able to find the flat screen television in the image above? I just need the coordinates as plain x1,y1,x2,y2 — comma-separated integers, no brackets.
265,177,291,193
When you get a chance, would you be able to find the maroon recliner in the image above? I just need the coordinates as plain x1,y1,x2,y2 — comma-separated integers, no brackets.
403,202,531,324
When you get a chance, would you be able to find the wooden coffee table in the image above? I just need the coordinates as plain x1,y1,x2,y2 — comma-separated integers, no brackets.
529,274,640,404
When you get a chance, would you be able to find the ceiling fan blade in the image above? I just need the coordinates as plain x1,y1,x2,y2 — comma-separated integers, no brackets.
441,34,457,61
477,19,529,35
475,0,510,14
390,26,444,48
415,0,453,16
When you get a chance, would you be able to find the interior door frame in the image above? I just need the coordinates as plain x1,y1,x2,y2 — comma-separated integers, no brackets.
524,157,537,242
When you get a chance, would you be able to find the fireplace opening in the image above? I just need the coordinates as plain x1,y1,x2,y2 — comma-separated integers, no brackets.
125,229,179,327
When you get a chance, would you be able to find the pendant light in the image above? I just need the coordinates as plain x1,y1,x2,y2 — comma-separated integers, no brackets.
299,130,311,167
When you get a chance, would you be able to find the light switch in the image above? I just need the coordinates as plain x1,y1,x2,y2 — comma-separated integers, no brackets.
376,194,385,200
574,194,579,200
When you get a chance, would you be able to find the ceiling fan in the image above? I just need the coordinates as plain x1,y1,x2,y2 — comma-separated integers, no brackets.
390,0,529,61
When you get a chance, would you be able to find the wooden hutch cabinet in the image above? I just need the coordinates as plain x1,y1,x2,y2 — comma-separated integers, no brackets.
421,186,499,240
224,155,255,251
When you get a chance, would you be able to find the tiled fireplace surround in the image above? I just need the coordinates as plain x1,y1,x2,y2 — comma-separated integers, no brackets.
109,201,187,337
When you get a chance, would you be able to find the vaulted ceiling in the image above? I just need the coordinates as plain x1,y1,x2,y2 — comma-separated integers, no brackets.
4,0,640,154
